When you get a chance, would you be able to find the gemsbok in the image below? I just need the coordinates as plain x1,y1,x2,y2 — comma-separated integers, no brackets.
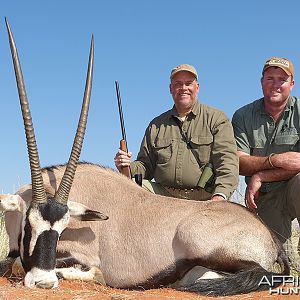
0,19,290,296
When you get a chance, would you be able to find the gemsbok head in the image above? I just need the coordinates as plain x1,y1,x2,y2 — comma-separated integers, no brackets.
4,18,107,288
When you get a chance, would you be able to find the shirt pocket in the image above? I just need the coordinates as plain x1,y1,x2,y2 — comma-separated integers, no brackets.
273,131,299,152
189,136,213,165
153,138,173,164
251,140,265,156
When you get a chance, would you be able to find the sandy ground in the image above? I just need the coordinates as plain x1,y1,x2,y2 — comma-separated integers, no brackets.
0,276,299,300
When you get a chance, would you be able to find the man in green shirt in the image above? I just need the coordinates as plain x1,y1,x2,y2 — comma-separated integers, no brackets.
114,64,238,201
232,57,300,267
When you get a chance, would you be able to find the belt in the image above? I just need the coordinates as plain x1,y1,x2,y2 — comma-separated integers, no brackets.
163,186,211,200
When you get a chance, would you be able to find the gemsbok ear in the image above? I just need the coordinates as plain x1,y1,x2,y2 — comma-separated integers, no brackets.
0,194,25,213
67,201,109,221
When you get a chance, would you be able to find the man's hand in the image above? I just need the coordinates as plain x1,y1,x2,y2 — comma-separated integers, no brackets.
245,173,262,210
211,195,226,201
114,150,132,172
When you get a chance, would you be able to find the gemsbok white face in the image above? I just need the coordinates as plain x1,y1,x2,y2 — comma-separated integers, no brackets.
5,17,96,288
22,200,70,288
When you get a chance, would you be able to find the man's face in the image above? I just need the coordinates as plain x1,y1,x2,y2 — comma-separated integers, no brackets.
261,67,294,106
169,71,199,113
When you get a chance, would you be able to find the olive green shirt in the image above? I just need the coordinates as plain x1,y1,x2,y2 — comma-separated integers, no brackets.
130,100,239,199
232,96,300,192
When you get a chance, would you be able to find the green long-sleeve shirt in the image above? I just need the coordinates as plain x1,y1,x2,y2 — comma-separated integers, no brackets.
130,101,239,199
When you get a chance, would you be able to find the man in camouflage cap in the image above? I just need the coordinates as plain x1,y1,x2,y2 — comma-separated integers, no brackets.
232,56,300,271
115,64,238,201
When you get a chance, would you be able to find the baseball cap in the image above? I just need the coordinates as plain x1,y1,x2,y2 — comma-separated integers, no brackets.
170,64,198,80
262,57,294,77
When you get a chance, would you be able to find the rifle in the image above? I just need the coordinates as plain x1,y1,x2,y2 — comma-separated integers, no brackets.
115,81,131,178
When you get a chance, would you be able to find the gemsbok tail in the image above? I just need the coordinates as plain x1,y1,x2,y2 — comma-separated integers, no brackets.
178,267,289,296
178,249,290,296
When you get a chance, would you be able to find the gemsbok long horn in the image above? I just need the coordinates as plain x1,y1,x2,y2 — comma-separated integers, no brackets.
5,17,47,204
5,17,94,205
54,36,94,205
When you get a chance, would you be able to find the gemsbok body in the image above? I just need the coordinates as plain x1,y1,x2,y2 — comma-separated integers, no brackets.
0,19,290,296
0,163,290,295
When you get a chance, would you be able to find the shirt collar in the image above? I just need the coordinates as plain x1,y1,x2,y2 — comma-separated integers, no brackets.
259,95,295,115
285,95,295,111
169,100,199,119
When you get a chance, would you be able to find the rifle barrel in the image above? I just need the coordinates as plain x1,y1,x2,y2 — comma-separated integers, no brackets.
115,81,131,178
115,81,127,148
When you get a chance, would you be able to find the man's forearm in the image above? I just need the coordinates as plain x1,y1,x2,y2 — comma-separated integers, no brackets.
239,154,272,176
239,150,300,182
271,152,300,170
252,168,299,183
239,151,300,176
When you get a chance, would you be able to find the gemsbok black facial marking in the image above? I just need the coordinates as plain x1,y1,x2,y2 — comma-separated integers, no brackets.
21,200,69,273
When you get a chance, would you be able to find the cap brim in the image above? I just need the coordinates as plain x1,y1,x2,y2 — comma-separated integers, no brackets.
263,65,292,76
171,69,198,79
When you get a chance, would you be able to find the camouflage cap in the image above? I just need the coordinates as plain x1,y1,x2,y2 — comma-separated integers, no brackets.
262,57,294,77
170,64,198,80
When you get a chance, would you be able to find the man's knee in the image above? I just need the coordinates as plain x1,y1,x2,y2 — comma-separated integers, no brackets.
257,192,292,243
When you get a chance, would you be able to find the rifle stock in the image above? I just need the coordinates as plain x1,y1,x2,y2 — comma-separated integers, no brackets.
120,139,131,178
115,81,131,178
